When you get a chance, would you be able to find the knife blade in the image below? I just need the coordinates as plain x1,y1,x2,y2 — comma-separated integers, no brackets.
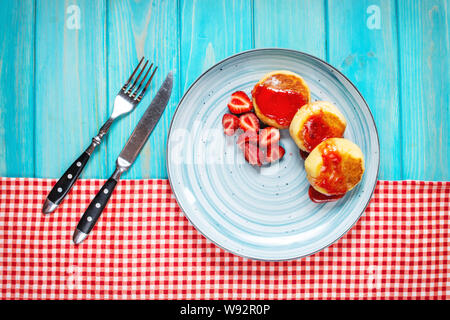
72,72,173,244
117,72,173,169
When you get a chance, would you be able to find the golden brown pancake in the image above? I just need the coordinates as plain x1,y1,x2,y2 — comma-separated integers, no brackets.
252,70,311,129
289,101,346,152
304,138,364,196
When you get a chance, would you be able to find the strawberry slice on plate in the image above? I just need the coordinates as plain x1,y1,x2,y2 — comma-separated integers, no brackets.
239,112,260,132
227,91,253,114
264,144,285,163
259,127,280,148
222,113,239,136
237,131,259,149
243,142,263,166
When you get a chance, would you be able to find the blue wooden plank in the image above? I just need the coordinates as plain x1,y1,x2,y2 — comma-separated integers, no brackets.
1,0,448,181
35,0,108,178
397,0,449,180
180,0,253,93
253,0,326,59
327,0,402,180
0,0,35,177
107,0,178,179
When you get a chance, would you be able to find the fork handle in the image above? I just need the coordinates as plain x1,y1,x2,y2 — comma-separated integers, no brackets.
43,151,91,214
42,118,115,214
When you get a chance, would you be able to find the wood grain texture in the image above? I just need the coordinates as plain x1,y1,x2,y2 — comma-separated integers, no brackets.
0,0,35,177
327,0,402,180
1,0,449,181
253,0,326,59
35,0,107,178
107,0,178,179
179,0,253,93
397,0,449,180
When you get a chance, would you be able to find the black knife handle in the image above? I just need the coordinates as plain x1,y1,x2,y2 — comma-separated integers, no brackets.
46,152,90,206
76,177,118,234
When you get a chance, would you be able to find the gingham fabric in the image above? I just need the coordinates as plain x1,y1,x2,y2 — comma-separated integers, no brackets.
0,178,448,300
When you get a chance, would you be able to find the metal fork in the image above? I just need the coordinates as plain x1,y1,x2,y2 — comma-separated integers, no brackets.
42,57,158,214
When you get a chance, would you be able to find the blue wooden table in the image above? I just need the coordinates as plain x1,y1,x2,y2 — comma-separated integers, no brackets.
0,0,448,181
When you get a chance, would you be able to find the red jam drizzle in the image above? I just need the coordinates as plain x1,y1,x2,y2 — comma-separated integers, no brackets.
301,111,341,152
299,149,309,160
300,147,345,203
252,84,308,127
308,186,344,203
316,142,347,195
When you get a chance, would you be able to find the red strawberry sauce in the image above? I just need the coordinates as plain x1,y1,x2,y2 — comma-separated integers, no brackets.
252,84,308,127
308,186,344,203
316,141,347,194
302,112,342,152
299,149,309,160
308,141,346,203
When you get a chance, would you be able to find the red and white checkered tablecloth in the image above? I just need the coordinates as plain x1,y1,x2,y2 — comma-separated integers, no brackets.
0,178,448,300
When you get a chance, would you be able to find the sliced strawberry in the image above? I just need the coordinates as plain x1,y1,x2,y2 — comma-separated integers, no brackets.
259,127,280,148
264,144,285,163
243,142,263,166
239,112,260,132
237,131,259,149
222,113,239,136
227,91,253,114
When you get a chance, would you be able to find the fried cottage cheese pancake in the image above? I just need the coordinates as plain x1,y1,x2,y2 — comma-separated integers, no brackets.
289,101,347,152
305,138,365,196
252,70,311,129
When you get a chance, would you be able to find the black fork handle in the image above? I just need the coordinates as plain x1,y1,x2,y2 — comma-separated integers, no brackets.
43,151,90,213
42,117,115,214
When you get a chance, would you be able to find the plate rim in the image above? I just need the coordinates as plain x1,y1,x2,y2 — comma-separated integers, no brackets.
166,48,380,261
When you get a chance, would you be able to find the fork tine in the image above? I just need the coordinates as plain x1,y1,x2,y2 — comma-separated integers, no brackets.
126,60,149,95
122,57,145,91
135,66,158,102
131,62,153,98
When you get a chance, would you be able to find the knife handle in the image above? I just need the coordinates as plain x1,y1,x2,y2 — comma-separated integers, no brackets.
43,151,90,213
73,169,122,244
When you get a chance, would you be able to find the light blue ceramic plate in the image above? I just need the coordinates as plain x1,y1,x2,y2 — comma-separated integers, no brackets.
167,49,379,261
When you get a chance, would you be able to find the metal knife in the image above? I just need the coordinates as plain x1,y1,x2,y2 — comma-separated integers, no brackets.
72,72,173,244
